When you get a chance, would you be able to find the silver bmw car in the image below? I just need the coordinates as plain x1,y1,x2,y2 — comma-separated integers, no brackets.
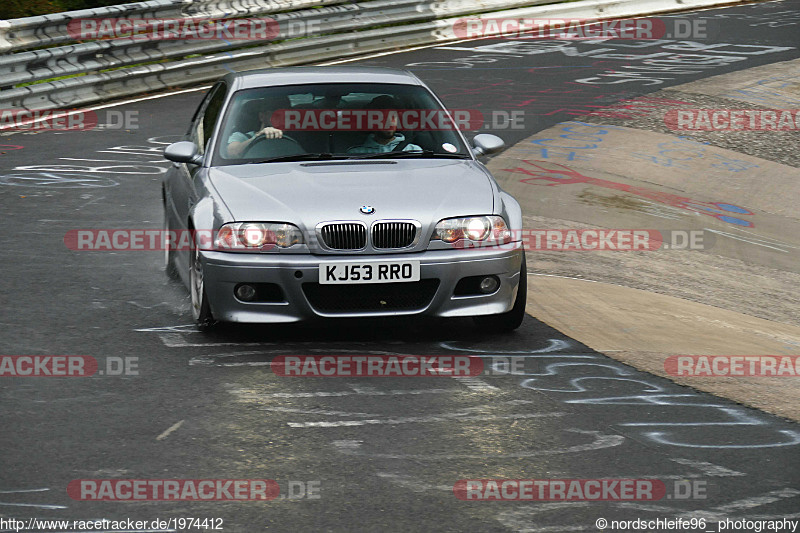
162,66,525,331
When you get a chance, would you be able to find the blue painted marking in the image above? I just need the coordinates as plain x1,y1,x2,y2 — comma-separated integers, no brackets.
714,203,752,214
718,215,753,226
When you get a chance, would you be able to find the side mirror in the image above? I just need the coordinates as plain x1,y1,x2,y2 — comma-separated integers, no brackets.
164,141,203,165
472,134,505,156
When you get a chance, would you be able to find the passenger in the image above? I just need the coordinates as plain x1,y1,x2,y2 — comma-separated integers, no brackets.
346,95,422,154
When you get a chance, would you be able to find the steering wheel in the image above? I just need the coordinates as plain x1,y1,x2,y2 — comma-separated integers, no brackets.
243,134,304,159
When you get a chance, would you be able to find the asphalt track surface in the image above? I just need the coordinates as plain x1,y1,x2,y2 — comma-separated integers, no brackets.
1,1,800,532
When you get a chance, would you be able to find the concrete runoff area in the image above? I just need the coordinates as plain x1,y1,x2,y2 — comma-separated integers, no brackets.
488,59,800,422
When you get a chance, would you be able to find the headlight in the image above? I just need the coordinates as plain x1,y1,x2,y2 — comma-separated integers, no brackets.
215,222,304,250
432,216,512,245
465,217,490,241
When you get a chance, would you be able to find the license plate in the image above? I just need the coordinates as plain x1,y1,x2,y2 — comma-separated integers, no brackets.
319,260,420,284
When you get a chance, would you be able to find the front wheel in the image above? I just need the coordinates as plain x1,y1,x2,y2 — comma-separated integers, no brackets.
473,254,527,332
190,243,216,331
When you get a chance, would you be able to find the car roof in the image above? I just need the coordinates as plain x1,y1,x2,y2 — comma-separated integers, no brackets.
223,66,425,91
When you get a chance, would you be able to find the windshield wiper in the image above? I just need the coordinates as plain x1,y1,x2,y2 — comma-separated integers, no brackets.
347,150,468,160
250,153,337,164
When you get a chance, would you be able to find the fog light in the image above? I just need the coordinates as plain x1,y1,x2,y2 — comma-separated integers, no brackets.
479,276,499,294
235,284,257,301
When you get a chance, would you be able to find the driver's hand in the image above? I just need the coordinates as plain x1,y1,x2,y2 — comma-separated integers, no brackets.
258,126,283,139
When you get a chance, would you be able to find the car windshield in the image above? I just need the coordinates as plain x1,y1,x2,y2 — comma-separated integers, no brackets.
212,82,472,165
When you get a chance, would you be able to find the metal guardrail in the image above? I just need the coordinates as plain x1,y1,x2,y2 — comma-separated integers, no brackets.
0,0,545,87
0,0,745,111
0,0,332,52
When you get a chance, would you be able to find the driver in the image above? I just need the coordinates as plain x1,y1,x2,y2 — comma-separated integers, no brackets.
346,95,422,154
226,95,289,158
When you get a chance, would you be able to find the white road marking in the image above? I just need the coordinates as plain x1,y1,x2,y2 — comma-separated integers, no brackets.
0,488,66,510
229,388,453,398
156,420,185,441
712,488,800,513
0,501,67,509
289,411,565,428
670,459,745,477
375,473,453,492
704,227,798,252
332,429,624,459
452,376,500,392
260,407,379,417
440,338,575,354
0,86,212,132
160,333,268,348
645,429,800,448
190,357,274,367
679,488,800,521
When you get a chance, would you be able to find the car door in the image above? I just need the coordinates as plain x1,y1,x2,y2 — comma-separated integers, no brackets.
168,82,227,233
164,82,228,278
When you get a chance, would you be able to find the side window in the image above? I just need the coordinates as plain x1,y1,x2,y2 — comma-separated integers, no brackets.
202,88,226,150
188,84,217,137
191,82,227,155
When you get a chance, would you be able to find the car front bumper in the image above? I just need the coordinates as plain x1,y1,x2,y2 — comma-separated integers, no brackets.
200,243,524,323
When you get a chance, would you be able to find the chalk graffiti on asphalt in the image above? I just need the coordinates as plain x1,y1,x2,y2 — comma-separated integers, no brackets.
699,9,800,28
0,136,177,189
411,40,794,85
440,340,800,449
0,172,118,188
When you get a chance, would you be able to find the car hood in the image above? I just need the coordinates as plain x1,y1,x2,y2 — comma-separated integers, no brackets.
208,159,496,229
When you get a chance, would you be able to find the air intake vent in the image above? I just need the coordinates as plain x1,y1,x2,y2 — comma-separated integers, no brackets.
372,222,416,249
303,279,440,313
320,223,367,250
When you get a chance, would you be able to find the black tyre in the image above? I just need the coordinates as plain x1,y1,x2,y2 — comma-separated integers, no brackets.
164,207,180,280
190,241,216,331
